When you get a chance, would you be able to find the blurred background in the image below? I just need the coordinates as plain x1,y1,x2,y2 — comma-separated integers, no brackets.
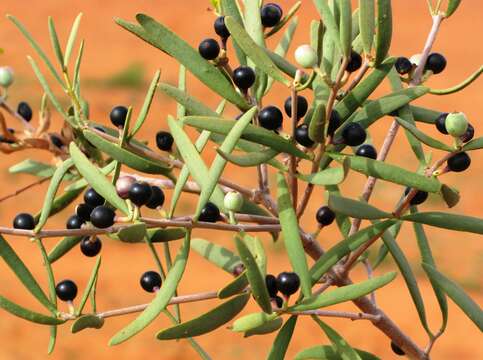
0,1,481,359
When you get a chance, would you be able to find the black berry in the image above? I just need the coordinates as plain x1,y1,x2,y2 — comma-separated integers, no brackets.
395,57,412,75
233,66,256,90
84,188,105,207
146,186,165,209
316,206,335,226
341,123,366,146
66,214,84,229
405,188,429,206
198,38,220,60
284,95,308,119
346,51,362,73
140,271,162,293
265,274,278,297
258,106,283,130
214,16,230,39
425,53,447,74
391,341,405,356
17,101,33,122
110,105,128,127
327,110,342,136
156,131,174,151
55,280,78,301
90,206,115,228
294,124,314,148
460,123,474,143
276,272,300,296
0,135,14,144
260,3,283,28
198,202,221,223
13,213,36,230
356,144,377,159
50,134,64,148
75,203,94,223
435,113,448,134
80,236,102,257
447,152,471,172
129,182,153,207
273,295,283,308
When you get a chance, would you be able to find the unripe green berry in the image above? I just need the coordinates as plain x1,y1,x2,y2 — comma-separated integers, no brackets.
224,191,243,212
445,112,468,137
294,45,318,69
0,66,14,88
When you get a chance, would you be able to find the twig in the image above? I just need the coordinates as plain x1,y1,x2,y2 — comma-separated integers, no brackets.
346,60,370,92
0,177,50,203
0,97,35,132
288,70,303,207
290,309,381,322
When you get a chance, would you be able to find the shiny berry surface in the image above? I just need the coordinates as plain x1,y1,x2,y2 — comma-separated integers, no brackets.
294,124,314,148
13,213,36,230
233,66,256,90
425,52,446,74
110,105,128,127
140,271,162,293
316,206,335,226
116,176,136,199
66,214,84,229
284,95,308,119
129,182,153,207
356,144,377,159
265,274,278,297
341,123,367,146
273,295,283,308
435,113,449,134
55,280,78,301
405,188,429,205
90,206,115,228
198,38,220,60
84,188,105,207
395,57,412,75
276,272,300,296
146,186,165,209
80,237,102,257
260,3,283,28
447,152,471,172
198,202,221,222
17,101,33,122
156,131,174,151
258,106,283,130
346,51,362,73
214,16,230,39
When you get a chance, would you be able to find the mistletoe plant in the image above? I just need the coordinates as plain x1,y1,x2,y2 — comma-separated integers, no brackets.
0,0,482,359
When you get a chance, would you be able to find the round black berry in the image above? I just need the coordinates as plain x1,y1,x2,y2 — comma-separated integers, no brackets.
260,3,283,28
405,188,429,206
214,16,230,39
17,101,33,122
276,272,300,296
80,236,102,257
75,203,94,223
140,271,162,293
198,202,221,223
110,105,128,128
341,123,366,146
395,57,412,75
460,123,474,143
327,110,342,136
316,206,336,226
90,206,115,228
265,274,278,297
447,152,471,172
198,38,220,60
233,66,256,90
356,144,377,159
346,51,362,73
146,186,165,209
284,95,308,119
129,182,153,207
391,341,405,356
66,214,84,229
84,188,105,207
50,134,64,148
13,213,36,230
258,106,283,130
294,124,314,148
156,131,174,151
55,280,78,302
435,113,449,134
425,53,446,74
273,295,284,308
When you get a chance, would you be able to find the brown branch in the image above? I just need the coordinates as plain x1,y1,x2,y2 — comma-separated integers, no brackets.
290,309,381,322
0,177,50,203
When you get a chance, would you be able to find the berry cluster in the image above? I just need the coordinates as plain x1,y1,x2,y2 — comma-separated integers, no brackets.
395,52,447,76
265,271,300,308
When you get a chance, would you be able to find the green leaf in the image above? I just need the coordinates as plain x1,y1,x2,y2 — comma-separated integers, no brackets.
220,0,247,65
313,0,341,52
292,272,397,312
69,142,129,215
267,316,297,360
374,0,392,66
64,13,83,67
445,0,462,18
294,345,380,360
191,238,241,274
308,103,326,143
231,312,278,332
216,148,280,168
409,105,441,124
109,231,191,345
130,70,160,137
9,159,56,178
148,228,187,243
440,184,460,208
277,173,312,298
338,0,352,57
48,17,64,68
116,223,147,243
234,235,272,313
159,83,218,117
462,137,483,152
328,193,392,220
396,118,454,152
218,273,249,299
76,256,102,316
156,293,250,339
402,212,483,235
359,0,375,54
48,236,83,263
297,163,348,186
71,314,104,333
0,296,64,325
244,317,283,337
422,264,483,331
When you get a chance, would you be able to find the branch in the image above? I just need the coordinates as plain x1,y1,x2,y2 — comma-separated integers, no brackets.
290,309,381,322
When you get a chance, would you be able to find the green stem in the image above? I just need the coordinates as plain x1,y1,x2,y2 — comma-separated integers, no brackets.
430,65,483,95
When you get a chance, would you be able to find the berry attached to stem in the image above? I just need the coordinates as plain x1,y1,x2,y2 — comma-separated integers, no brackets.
66,214,84,229
284,95,308,119
294,45,318,69
156,131,174,151
294,124,315,148
260,3,283,28
224,191,243,213
232,66,256,91
356,144,377,159
146,186,165,209
447,152,471,172
84,188,105,207
128,182,153,207
80,236,102,257
17,102,33,122
110,105,128,128
395,57,412,75
13,213,36,230
425,53,447,74
198,38,220,60
140,271,162,293
460,123,474,143
405,188,428,205
276,272,300,296
55,280,78,302
198,202,221,223
214,16,230,39
265,274,278,298
258,106,283,130
115,176,136,200
341,123,367,146
445,112,468,137
90,206,115,228
0,66,14,88
316,206,335,226
346,51,362,73
435,113,449,134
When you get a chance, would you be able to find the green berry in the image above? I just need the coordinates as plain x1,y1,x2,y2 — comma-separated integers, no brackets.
224,191,243,212
294,45,318,69
445,112,468,137
0,66,14,88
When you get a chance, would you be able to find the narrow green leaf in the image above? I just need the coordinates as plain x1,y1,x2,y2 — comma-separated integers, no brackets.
217,148,280,168
359,0,375,54
116,223,147,243
409,105,441,124
48,236,83,263
445,0,462,18
130,70,161,137
0,296,63,325
9,159,56,178
396,118,454,152
231,312,278,332
440,184,460,208
295,345,380,360
48,17,64,68
72,40,84,90
267,316,298,360
313,0,341,52
297,163,348,186
308,103,326,143
191,238,241,274
48,326,57,354
76,256,102,316
220,0,247,65
64,13,83,67
374,0,392,66
338,0,352,57
243,0,265,47
462,137,483,152
218,273,249,299
71,314,104,333
148,228,187,243
402,212,483,235
328,193,392,220
244,317,283,337
265,1,301,38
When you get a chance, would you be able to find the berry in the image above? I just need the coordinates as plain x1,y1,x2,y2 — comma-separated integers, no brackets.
0,135,14,144
284,95,308,119
276,272,300,296
294,45,318,69
110,105,128,127
258,106,283,130
425,53,446,74
13,213,36,230
390,341,405,356
17,102,33,122
346,51,362,73
90,206,115,228
232,263,245,277
460,123,474,143
156,131,174,151
146,186,165,209
115,176,136,199
405,188,429,206
214,16,230,39
55,280,78,301
356,144,377,159
445,112,468,137
198,38,220,60
294,124,315,148
75,203,93,222
327,110,342,136
140,271,162,293
84,188,105,207
447,152,471,172
316,206,335,226
198,202,221,222
224,191,244,212
273,295,284,308
49,134,64,148
260,3,283,28
80,236,102,257
341,123,367,146
66,214,84,229
435,113,449,134
0,66,14,87
395,57,412,75
233,66,256,90
265,274,278,297
128,182,153,207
